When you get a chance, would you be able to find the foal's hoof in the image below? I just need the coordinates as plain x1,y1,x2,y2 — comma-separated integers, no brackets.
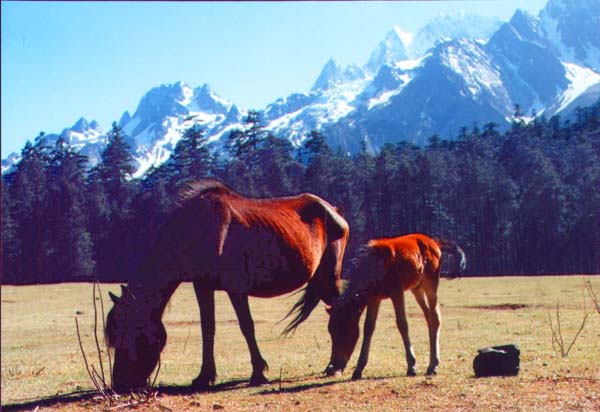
406,368,417,377
249,374,269,387
351,371,362,381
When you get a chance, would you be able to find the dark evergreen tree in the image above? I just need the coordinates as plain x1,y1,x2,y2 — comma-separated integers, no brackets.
226,109,266,161
372,144,399,236
9,135,51,282
169,124,212,184
46,138,95,281
301,130,332,163
1,183,21,282
97,122,136,209
253,134,301,196
88,122,137,280
3,99,600,283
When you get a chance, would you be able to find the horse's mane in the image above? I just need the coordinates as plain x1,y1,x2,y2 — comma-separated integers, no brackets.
177,179,235,206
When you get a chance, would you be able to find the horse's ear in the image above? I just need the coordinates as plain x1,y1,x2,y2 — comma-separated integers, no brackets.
120,285,129,297
109,291,119,304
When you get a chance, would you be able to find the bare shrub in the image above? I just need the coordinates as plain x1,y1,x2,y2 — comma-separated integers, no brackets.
547,300,588,358
586,279,600,316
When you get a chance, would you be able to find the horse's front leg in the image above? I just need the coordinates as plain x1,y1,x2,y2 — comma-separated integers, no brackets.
191,281,217,389
228,292,269,386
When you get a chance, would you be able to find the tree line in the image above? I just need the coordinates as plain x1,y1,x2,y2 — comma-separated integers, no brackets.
2,104,600,284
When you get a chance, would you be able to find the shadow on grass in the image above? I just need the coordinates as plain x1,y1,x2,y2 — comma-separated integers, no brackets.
256,379,341,395
255,372,399,395
2,382,247,412
2,390,98,412
2,375,328,411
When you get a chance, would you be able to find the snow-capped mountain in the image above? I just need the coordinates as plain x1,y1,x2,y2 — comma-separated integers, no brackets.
1,118,107,174
365,27,411,74
485,10,569,112
408,11,503,58
539,0,600,70
3,0,599,176
121,82,244,177
324,39,515,152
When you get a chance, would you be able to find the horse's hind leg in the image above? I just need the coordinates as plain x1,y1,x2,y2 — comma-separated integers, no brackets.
352,298,381,380
391,291,417,376
191,281,217,389
228,292,269,386
412,286,439,375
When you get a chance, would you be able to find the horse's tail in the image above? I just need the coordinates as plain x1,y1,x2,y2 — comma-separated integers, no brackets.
280,282,321,337
434,237,467,278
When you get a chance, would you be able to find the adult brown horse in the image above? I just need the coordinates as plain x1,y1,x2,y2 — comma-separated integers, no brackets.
105,179,349,392
325,233,465,379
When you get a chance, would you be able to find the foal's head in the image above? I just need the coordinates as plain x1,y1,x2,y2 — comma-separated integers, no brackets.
105,286,167,392
325,299,362,376
325,245,386,376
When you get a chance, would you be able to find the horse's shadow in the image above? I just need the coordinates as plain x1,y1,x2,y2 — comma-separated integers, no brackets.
2,373,345,411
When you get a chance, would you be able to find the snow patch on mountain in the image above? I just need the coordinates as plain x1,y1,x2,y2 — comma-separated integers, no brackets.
366,27,411,74
539,0,600,70
552,63,600,113
409,11,503,58
60,118,106,149
440,40,505,100
119,82,243,177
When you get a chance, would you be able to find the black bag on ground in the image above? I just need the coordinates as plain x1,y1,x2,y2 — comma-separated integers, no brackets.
473,344,520,377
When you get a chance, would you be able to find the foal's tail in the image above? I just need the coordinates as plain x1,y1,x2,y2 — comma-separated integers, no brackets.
434,237,467,278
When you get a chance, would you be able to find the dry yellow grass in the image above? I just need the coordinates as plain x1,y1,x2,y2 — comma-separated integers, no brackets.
2,276,599,411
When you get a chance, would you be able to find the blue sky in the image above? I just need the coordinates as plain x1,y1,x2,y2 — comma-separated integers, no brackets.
2,1,548,155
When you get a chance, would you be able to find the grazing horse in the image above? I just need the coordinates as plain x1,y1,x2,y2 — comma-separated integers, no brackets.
105,179,349,392
325,233,465,379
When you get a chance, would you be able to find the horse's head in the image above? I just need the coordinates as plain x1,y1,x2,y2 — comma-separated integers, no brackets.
105,285,167,392
325,299,362,376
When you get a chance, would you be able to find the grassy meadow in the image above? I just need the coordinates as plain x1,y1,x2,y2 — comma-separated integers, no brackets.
2,275,599,411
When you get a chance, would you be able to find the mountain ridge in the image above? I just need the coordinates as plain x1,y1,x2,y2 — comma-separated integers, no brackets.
3,0,599,176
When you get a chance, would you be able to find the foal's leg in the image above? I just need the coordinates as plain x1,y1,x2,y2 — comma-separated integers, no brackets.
352,298,381,380
391,291,417,376
228,292,269,386
412,287,439,375
423,286,441,375
191,281,217,388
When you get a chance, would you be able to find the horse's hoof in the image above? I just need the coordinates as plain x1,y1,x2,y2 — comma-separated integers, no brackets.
249,375,269,386
426,367,438,376
325,364,343,377
191,375,216,390
351,372,362,381
407,368,417,377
